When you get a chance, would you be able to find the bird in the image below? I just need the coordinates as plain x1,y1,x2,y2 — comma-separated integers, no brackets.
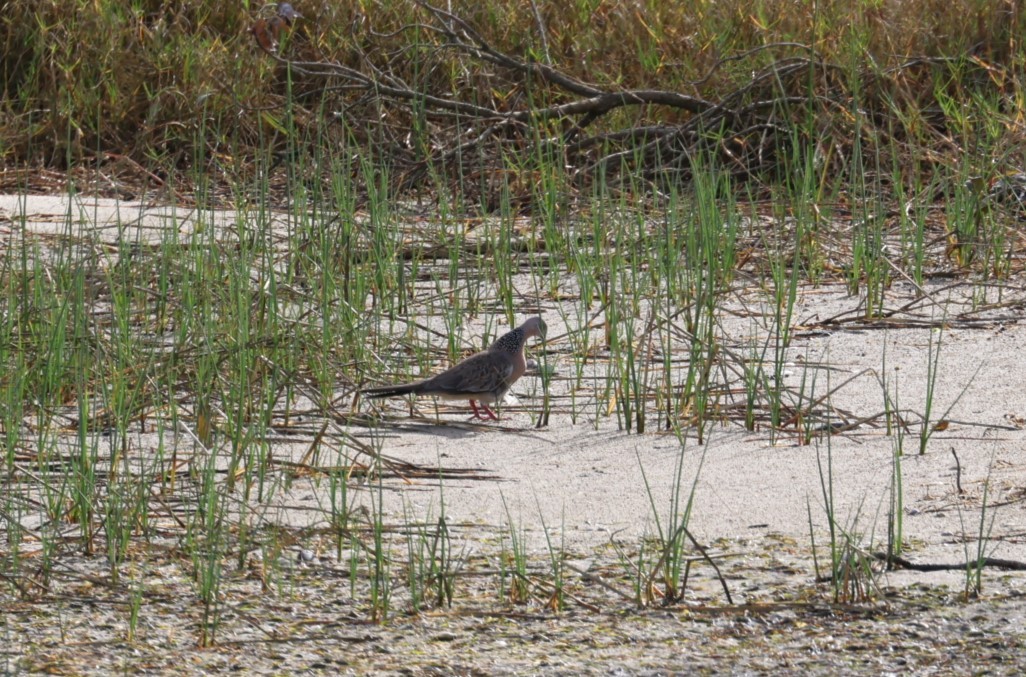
988,172,1026,217
363,317,547,421
250,2,304,53
276,3,303,24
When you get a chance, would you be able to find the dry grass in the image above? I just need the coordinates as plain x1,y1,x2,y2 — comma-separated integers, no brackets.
3,0,1025,189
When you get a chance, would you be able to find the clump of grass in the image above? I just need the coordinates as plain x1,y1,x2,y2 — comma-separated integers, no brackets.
403,480,464,611
958,456,999,600
918,323,982,455
809,405,880,604
499,494,531,606
536,502,567,612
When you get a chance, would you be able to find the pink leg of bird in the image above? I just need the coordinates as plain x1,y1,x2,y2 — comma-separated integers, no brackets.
469,400,500,421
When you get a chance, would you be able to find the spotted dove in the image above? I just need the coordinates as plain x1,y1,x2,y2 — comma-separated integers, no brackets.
363,316,547,420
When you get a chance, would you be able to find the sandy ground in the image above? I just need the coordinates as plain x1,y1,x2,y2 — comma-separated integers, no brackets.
7,193,1021,556
4,194,1026,674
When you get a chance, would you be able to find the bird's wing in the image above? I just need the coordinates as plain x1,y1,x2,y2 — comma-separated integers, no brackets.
424,351,514,396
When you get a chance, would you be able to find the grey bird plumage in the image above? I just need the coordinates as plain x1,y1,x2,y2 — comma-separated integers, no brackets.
363,317,547,420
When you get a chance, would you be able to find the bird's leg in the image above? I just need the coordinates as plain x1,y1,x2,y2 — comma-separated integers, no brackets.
469,400,500,421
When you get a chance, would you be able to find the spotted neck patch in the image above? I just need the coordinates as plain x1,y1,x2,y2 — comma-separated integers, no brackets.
492,328,524,354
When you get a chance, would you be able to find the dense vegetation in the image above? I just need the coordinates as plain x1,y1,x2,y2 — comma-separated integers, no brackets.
3,1,1025,201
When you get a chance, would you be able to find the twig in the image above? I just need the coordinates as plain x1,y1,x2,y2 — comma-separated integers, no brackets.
874,552,1026,572
527,0,551,65
951,447,964,494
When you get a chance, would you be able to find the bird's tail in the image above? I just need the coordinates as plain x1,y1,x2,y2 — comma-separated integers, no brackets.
362,381,423,399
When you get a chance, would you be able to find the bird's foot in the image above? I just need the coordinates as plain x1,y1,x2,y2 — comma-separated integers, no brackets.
469,400,500,421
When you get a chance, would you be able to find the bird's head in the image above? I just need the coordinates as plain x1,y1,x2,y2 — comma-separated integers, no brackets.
523,316,547,341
